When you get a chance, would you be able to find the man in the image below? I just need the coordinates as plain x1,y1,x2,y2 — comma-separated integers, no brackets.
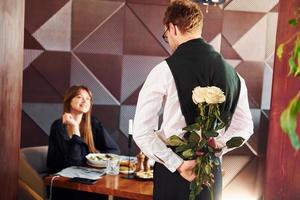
133,1,253,200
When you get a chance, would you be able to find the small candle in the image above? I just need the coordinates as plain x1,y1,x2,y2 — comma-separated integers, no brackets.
128,119,133,135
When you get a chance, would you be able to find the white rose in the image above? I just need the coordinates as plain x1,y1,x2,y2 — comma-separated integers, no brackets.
192,86,207,104
204,86,226,104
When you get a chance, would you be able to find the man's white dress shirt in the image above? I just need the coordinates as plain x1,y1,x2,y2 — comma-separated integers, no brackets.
133,60,254,172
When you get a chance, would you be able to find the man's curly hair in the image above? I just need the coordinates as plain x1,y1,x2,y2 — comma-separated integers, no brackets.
163,0,203,33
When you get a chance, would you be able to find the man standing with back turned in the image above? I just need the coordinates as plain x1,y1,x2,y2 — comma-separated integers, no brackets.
133,1,253,199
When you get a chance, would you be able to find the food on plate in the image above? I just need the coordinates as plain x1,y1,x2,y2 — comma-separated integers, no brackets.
86,153,117,167
120,166,135,172
120,160,135,168
135,170,153,179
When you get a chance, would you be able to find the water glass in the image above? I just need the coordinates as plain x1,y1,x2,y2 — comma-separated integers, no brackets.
106,156,120,175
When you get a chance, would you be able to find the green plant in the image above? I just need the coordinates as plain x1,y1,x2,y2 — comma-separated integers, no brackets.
276,7,300,150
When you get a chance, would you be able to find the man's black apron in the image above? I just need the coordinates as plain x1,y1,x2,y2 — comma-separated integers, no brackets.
153,38,241,200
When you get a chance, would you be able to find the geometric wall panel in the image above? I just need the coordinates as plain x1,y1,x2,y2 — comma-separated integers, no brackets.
122,85,143,105
266,53,275,69
23,66,63,103
33,1,71,51
221,35,241,60
265,12,278,59
201,5,223,43
225,0,279,13
233,15,267,61
225,59,242,69
21,111,49,148
70,55,119,106
121,55,164,103
209,33,222,53
23,103,62,135
92,105,120,134
74,7,125,55
23,49,43,70
236,61,265,108
24,30,44,50
72,0,124,48
222,155,252,187
75,53,123,101
261,64,273,110
222,11,265,46
222,158,262,200
119,105,136,137
127,0,169,5
247,109,263,155
25,0,69,34
127,3,170,53
124,6,169,56
31,51,71,97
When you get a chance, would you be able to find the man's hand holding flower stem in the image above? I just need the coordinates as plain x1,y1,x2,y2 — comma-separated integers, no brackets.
177,160,197,182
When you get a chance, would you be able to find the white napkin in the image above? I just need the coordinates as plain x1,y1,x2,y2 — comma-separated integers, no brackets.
55,166,105,179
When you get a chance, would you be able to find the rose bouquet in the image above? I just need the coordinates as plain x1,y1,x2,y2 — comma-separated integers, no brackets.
167,86,244,200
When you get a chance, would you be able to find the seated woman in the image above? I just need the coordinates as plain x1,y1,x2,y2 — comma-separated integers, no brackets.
47,85,120,173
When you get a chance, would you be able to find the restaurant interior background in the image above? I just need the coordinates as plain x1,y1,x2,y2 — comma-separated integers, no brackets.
2,0,299,199
21,0,279,199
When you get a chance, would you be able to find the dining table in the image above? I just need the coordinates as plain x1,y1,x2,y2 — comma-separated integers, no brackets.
44,173,153,200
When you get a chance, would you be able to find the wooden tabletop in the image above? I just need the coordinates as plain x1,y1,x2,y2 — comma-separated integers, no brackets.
44,174,153,200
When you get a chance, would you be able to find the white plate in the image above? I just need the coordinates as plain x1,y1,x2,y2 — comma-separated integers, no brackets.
86,153,110,166
86,160,106,168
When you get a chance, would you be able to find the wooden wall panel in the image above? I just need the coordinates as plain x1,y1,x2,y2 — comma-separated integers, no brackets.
265,0,300,199
0,0,25,199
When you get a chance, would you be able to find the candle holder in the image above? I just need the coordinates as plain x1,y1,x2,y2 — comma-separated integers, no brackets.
122,133,135,179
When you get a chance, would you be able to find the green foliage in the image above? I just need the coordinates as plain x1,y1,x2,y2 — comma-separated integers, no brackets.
202,130,219,137
226,137,245,149
183,123,201,131
289,18,298,27
188,131,201,146
182,149,194,159
276,8,300,150
167,135,186,146
276,44,284,60
280,92,300,150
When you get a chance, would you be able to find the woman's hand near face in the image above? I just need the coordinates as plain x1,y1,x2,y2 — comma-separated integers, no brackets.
62,113,80,136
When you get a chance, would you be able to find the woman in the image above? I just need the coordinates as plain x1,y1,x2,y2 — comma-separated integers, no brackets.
47,85,120,173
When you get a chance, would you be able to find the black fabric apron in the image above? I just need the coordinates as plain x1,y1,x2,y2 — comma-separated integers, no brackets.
153,38,241,200
153,159,222,200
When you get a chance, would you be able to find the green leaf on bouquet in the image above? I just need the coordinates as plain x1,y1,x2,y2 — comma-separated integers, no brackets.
226,137,245,148
188,131,201,145
205,164,211,175
195,116,203,124
182,149,194,159
175,144,190,153
215,122,226,130
183,123,201,131
167,135,186,146
203,130,218,137
198,138,207,149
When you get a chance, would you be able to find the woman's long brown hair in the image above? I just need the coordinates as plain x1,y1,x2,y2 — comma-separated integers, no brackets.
63,85,97,153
